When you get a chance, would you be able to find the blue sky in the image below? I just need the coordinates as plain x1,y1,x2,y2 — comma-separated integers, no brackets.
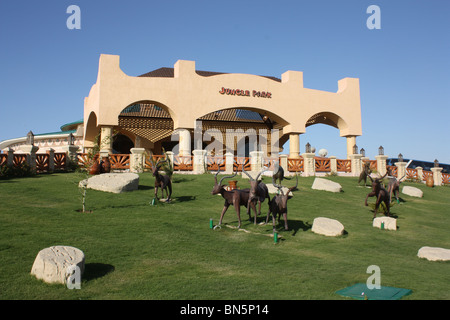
0,0,449,163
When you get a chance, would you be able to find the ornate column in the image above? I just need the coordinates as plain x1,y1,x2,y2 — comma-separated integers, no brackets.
329,156,337,173
350,153,362,177
431,167,443,186
395,161,407,180
192,149,207,174
289,134,300,159
130,148,145,173
100,126,113,154
279,154,288,173
301,152,315,177
178,129,191,157
346,136,356,159
250,150,264,174
46,148,55,172
225,152,234,174
375,155,388,176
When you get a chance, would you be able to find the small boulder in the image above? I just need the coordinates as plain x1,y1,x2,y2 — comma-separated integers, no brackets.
266,183,293,196
373,216,397,230
311,178,342,193
417,246,450,261
312,217,345,236
402,186,423,198
79,172,139,193
31,246,85,285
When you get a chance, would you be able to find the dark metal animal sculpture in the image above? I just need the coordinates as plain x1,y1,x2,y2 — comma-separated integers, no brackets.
266,174,298,232
364,172,390,218
358,161,372,187
272,161,285,185
386,168,406,204
211,168,256,229
152,157,172,203
242,166,270,224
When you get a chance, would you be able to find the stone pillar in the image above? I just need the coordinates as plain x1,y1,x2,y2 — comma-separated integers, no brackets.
375,155,388,176
62,145,79,167
7,147,14,167
279,154,288,173
346,136,356,159
329,156,337,174
100,126,113,154
289,134,300,159
21,144,39,172
415,166,423,181
192,149,207,174
130,148,145,173
350,154,362,177
431,167,443,186
301,153,315,177
250,150,264,174
395,161,408,180
225,152,234,174
47,148,55,172
178,129,191,157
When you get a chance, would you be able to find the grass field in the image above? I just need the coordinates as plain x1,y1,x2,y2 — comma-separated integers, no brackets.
0,171,448,300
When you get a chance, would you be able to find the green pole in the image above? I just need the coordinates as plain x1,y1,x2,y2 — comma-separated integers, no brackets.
274,231,278,244
210,218,213,229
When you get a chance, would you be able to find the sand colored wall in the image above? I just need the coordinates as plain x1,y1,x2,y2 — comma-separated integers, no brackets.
84,54,362,147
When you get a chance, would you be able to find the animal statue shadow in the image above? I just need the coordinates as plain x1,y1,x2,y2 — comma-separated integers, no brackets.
242,165,270,225
266,174,298,232
358,161,372,187
210,168,256,229
151,157,172,203
364,172,391,218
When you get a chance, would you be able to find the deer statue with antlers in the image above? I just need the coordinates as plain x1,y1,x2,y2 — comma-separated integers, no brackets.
242,165,270,224
365,172,390,218
266,173,298,232
386,167,406,204
151,155,173,203
211,168,256,229
358,161,372,187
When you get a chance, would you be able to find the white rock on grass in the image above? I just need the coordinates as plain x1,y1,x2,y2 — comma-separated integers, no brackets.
31,246,85,285
373,216,397,230
79,173,139,193
266,183,293,196
312,217,345,237
402,186,423,198
311,178,342,193
417,246,450,261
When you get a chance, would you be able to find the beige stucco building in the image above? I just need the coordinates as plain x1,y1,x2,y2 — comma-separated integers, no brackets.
83,54,362,158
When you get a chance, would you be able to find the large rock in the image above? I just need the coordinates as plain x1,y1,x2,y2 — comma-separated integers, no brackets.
311,178,342,193
417,246,450,261
373,216,397,230
31,246,85,284
79,173,139,193
312,217,345,236
402,186,423,198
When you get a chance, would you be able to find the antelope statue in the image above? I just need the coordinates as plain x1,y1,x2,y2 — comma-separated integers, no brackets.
151,157,172,203
266,174,298,232
242,166,270,224
358,161,372,187
365,172,390,218
211,168,256,229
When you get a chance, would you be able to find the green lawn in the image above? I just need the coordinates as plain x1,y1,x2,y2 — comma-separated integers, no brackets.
0,172,448,300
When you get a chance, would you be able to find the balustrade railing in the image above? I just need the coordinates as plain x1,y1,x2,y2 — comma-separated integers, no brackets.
206,156,226,172
336,159,351,172
233,157,251,172
314,157,331,172
287,158,304,172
